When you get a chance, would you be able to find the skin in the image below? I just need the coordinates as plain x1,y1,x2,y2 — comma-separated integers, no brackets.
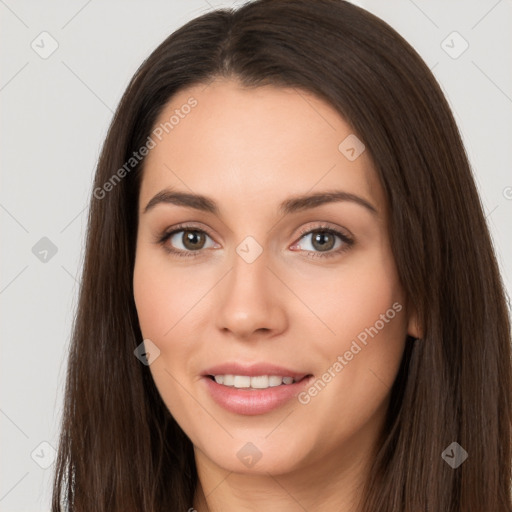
133,78,420,512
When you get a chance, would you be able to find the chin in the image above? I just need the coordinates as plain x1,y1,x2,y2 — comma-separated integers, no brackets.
194,434,309,476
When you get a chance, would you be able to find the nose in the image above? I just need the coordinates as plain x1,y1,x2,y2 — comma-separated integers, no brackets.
214,246,288,341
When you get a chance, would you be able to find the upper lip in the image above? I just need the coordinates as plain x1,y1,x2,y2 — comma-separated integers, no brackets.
202,362,311,381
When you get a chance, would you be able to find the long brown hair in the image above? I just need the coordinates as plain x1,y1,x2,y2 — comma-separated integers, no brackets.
51,1,512,510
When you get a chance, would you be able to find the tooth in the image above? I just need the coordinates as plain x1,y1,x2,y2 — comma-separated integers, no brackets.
212,374,298,388
233,375,251,388
223,374,234,386
268,375,283,387
250,375,269,389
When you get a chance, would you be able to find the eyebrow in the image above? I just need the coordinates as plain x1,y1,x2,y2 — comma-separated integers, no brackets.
143,189,378,216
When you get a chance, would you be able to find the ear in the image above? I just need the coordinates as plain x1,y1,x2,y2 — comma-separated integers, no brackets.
406,304,422,339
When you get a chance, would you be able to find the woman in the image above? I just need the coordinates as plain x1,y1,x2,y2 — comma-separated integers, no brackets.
51,0,512,510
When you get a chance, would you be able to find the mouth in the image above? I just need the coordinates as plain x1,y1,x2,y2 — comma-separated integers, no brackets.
201,365,314,415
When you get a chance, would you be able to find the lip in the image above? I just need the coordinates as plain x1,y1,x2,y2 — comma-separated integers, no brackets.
201,362,313,416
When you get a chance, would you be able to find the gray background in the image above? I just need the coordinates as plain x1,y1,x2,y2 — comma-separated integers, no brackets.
1,0,511,510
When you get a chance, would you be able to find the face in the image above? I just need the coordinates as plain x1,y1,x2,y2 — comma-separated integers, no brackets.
133,78,419,478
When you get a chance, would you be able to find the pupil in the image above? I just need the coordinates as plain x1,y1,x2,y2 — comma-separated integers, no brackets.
313,231,334,251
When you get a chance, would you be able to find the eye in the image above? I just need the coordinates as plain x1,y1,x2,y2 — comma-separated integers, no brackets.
157,224,219,258
290,225,354,258
169,230,215,251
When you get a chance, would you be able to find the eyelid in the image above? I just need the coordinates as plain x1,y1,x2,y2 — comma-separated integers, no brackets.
157,221,215,240
295,221,353,241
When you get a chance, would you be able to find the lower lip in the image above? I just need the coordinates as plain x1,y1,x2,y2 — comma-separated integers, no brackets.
202,375,313,416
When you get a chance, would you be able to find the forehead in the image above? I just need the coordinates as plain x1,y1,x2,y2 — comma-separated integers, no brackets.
139,78,385,216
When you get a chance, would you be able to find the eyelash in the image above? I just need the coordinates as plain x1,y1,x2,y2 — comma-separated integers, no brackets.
155,223,354,260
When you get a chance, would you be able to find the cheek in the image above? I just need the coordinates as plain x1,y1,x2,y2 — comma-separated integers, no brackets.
292,259,407,441
133,248,201,339
290,249,406,354
133,251,203,426
132,247,216,383
303,311,406,451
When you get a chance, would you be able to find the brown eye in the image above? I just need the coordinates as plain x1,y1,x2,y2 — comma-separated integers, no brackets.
291,226,354,259
181,230,207,250
159,226,219,257
310,230,336,252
